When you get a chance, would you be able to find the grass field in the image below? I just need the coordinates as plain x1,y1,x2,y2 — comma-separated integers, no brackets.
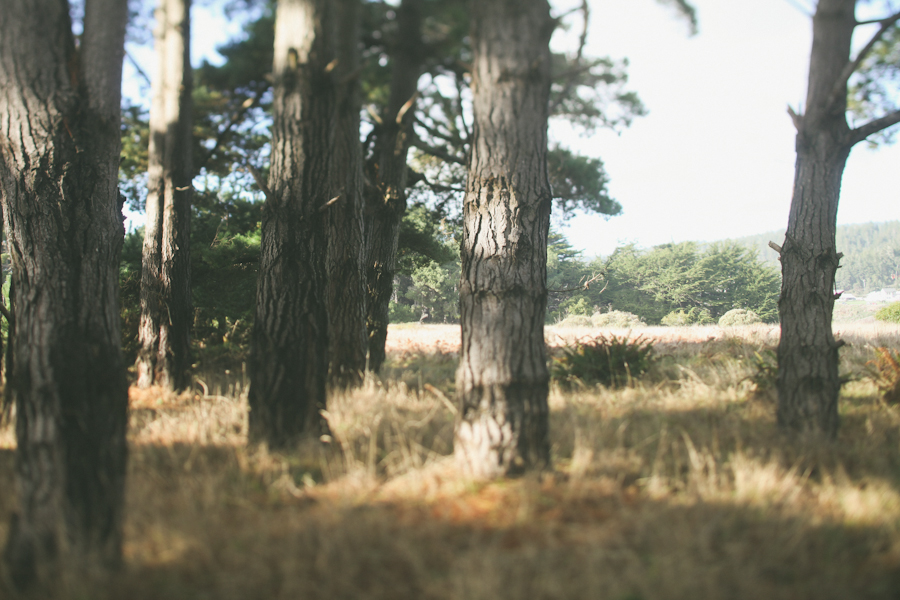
2,322,900,599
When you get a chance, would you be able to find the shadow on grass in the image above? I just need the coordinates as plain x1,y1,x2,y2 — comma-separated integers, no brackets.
1,431,898,599
87,444,900,599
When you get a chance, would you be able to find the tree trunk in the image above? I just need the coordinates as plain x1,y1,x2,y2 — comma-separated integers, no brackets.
777,0,856,437
248,0,335,446
0,0,129,588
777,0,900,436
364,0,424,373
136,0,194,391
326,0,367,387
454,0,554,478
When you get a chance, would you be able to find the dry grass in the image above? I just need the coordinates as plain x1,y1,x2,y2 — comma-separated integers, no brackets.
2,323,900,599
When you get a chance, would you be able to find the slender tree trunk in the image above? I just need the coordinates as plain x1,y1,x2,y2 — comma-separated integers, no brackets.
364,0,424,372
326,0,367,387
137,0,194,391
0,0,129,588
454,0,554,478
248,0,335,446
777,0,856,436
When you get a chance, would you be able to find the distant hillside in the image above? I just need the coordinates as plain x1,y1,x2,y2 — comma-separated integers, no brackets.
729,221,900,295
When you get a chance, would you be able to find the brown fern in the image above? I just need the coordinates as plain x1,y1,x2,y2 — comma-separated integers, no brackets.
868,347,900,405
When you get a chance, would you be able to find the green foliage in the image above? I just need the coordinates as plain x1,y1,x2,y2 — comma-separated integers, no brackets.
563,297,593,317
120,188,262,372
661,307,714,326
119,229,144,364
549,54,647,134
591,242,779,325
718,309,761,327
697,243,779,322
389,302,418,324
119,103,150,211
552,333,653,389
592,310,646,328
547,146,620,221
392,203,460,323
546,231,597,323
876,302,900,324
190,190,261,368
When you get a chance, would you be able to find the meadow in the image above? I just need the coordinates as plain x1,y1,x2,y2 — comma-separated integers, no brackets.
2,322,900,599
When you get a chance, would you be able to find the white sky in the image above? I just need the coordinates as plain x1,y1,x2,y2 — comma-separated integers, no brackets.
126,0,900,257
553,0,900,257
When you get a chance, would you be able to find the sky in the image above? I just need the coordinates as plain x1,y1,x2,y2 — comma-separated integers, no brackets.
124,0,900,258
551,0,900,257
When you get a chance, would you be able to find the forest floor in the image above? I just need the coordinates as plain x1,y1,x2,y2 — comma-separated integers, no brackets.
2,323,900,599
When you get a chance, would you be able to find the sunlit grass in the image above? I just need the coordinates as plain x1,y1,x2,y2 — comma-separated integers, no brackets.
1,322,900,598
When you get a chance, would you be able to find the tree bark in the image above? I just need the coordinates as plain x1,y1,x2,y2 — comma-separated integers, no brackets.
326,0,367,387
364,0,425,373
0,0,129,588
136,0,194,391
248,0,335,446
454,0,554,478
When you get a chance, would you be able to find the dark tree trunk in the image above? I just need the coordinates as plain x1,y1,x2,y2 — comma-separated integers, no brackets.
364,0,424,373
137,0,194,391
0,0,129,588
454,0,554,478
326,0,367,387
776,0,900,436
248,0,335,446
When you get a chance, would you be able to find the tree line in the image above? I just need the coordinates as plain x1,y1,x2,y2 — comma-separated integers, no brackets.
1,0,899,590
389,227,781,326
734,220,900,295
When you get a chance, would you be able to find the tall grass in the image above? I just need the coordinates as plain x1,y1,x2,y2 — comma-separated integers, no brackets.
1,323,900,599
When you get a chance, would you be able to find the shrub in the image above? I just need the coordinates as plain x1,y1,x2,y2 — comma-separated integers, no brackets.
551,333,653,388
718,308,761,327
591,310,646,328
746,349,778,402
661,307,714,326
556,314,594,328
389,302,418,323
875,302,900,324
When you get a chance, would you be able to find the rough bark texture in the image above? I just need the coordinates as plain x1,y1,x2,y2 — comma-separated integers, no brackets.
248,0,335,446
136,0,194,391
777,0,857,437
326,0,367,387
0,0,129,588
364,0,424,373
454,0,554,478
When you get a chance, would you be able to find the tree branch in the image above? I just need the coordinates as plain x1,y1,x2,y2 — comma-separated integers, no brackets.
549,0,589,115
455,70,471,141
829,10,900,109
414,116,465,147
0,302,12,326
847,108,900,146
787,105,803,130
410,137,466,165
244,163,272,201
125,49,151,87
196,86,267,175
548,273,608,295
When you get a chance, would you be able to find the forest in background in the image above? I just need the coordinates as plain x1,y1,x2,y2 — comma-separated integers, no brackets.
732,220,900,294
132,201,899,370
